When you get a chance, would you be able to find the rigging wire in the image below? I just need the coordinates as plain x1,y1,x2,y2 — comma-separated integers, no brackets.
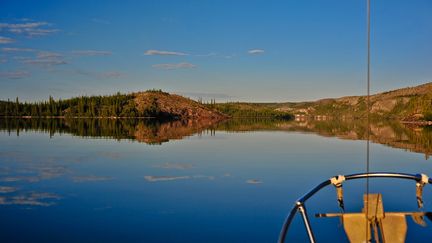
365,0,371,241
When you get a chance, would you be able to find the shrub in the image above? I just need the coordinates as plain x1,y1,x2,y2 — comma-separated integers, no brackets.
424,111,432,121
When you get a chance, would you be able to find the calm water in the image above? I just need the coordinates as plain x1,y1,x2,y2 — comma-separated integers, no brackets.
0,118,431,242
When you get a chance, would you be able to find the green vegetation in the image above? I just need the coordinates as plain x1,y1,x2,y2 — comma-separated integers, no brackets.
424,112,432,121
0,92,168,119
207,102,293,119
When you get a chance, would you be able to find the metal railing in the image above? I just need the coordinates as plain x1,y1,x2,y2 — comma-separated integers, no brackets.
278,172,432,243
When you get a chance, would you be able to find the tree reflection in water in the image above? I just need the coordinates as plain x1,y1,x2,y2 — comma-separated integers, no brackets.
0,118,431,157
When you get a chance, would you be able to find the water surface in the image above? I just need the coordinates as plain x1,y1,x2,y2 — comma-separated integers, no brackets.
0,118,431,242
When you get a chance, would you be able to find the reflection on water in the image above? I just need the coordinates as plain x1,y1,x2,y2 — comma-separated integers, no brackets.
1,118,431,156
0,118,432,242
0,118,218,144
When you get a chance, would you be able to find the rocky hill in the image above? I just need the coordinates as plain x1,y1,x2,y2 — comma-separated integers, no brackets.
282,82,432,121
133,90,227,120
0,90,228,121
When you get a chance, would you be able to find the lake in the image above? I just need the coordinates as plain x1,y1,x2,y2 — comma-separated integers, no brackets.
0,118,431,242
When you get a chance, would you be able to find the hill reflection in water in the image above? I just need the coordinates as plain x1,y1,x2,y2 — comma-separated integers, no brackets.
0,118,431,157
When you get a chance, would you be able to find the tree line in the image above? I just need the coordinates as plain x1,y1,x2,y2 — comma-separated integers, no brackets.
0,92,165,118
207,102,293,120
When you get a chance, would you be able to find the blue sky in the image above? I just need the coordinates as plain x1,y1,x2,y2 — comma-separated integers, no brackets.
0,0,431,102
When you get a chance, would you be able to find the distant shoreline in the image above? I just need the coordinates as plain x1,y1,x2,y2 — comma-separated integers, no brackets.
401,120,432,126
0,115,157,119
1,116,431,126
0,116,291,120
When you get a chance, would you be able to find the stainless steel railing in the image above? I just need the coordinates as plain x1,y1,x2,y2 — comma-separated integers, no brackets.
278,172,431,243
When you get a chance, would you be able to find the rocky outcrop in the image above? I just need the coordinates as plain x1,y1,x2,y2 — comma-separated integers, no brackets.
133,91,228,121
281,82,432,121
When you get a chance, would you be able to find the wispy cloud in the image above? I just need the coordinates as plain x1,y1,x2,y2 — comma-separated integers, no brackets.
153,163,194,170
152,62,196,70
246,179,262,184
195,52,217,57
144,175,215,182
0,186,17,193
144,175,190,182
72,69,123,78
0,36,14,44
37,51,62,58
0,192,61,206
0,70,30,79
71,50,112,56
72,175,113,183
21,51,67,67
1,47,35,52
1,48,66,67
0,21,59,37
22,58,67,66
224,54,236,59
144,49,188,56
247,49,265,55
0,22,48,29
192,175,215,180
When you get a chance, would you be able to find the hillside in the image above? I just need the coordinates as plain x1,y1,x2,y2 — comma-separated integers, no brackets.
292,82,432,121
211,82,432,122
133,90,227,120
0,90,228,121
207,102,293,119
1,82,431,122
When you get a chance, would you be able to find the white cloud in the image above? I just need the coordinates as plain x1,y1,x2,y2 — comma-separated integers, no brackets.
0,21,59,37
1,48,66,67
144,49,188,56
144,175,190,182
0,192,61,206
1,47,35,52
0,36,14,44
0,70,30,79
144,175,215,182
152,62,196,70
72,175,113,183
248,49,265,55
153,163,194,169
37,51,62,58
246,179,262,184
0,22,48,29
71,50,112,56
195,52,217,57
72,69,123,78
22,58,67,66
0,186,17,193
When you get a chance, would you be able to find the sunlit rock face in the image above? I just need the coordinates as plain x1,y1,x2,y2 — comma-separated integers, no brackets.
133,91,228,121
